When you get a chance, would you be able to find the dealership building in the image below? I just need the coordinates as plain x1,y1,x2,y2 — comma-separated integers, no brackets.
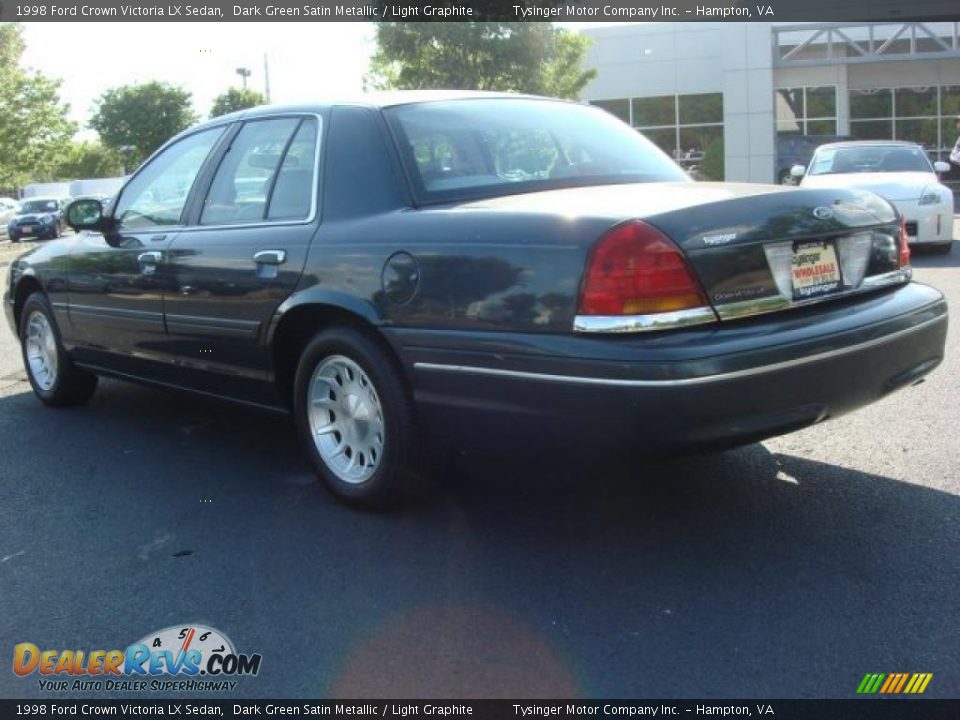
579,22,960,185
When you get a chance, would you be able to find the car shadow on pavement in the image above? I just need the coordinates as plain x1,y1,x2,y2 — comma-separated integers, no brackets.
910,240,960,268
0,378,957,699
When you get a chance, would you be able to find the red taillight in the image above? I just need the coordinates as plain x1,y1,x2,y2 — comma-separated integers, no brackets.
578,220,709,316
898,217,911,268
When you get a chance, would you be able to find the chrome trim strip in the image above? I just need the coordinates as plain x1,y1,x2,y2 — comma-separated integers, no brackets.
414,313,945,388
715,269,912,321
573,306,718,334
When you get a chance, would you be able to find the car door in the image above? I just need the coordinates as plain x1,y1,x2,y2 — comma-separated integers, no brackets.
156,115,321,402
67,125,227,373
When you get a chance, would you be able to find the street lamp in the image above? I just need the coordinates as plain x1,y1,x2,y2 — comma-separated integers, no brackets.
235,67,252,89
118,145,135,175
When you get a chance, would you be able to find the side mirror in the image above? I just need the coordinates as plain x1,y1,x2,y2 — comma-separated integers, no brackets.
790,164,806,179
933,160,950,174
65,198,107,232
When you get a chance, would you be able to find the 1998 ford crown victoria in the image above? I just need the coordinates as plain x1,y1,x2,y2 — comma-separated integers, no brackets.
4,92,949,508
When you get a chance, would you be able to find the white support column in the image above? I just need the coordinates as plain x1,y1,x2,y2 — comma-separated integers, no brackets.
721,24,776,183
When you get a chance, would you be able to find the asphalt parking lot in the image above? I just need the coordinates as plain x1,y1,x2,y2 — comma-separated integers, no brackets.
0,231,958,700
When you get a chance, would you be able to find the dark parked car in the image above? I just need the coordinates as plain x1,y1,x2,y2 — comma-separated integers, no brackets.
7,197,68,241
4,93,948,508
776,134,852,185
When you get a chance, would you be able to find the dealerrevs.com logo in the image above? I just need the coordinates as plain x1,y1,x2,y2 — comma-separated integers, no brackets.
13,624,262,692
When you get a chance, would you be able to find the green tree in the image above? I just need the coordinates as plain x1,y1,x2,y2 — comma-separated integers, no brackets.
90,81,197,168
47,141,124,180
0,22,26,70
211,87,266,118
0,23,76,188
366,23,596,100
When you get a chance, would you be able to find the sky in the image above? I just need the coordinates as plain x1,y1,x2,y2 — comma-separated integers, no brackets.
20,22,617,140
21,23,379,138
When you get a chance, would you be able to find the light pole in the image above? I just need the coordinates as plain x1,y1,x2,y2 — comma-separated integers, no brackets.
118,146,135,175
235,67,252,89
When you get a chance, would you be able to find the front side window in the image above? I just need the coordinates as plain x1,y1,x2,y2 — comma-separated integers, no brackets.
114,127,224,230
386,99,687,202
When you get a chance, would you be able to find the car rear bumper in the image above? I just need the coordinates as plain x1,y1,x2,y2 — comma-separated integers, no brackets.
391,282,948,454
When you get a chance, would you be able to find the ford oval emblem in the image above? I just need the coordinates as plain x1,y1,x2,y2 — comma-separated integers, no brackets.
813,206,833,220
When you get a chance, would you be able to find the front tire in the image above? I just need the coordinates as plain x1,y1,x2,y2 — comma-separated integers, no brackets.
19,293,98,407
293,327,419,509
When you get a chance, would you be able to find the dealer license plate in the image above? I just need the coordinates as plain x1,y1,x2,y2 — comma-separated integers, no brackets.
791,240,841,300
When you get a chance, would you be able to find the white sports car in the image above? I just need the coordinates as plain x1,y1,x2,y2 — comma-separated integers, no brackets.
794,141,954,254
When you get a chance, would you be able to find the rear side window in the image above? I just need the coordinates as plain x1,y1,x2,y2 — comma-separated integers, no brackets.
267,119,318,220
200,116,319,225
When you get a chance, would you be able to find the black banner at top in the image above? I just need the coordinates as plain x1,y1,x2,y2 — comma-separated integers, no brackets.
1,0,959,22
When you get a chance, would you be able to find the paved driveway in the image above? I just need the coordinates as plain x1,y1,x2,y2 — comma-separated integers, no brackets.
0,237,957,700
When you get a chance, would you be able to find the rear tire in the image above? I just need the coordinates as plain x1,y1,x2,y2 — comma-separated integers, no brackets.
19,293,98,407
293,326,419,510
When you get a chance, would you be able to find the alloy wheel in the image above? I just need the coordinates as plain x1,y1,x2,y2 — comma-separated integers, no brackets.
25,310,58,391
308,355,385,484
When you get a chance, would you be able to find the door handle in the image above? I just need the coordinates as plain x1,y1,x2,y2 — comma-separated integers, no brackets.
253,250,286,266
137,251,162,275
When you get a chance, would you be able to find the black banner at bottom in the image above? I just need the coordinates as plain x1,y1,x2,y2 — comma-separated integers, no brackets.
1,700,958,720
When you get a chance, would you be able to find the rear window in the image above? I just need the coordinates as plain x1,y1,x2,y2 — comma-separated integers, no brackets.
385,99,688,203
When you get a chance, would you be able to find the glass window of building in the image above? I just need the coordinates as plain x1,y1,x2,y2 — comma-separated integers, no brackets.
632,96,677,127
590,94,724,180
591,99,630,124
849,85,960,163
775,86,837,135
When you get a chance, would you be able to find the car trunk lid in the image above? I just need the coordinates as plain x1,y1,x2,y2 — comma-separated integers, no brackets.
643,183,907,320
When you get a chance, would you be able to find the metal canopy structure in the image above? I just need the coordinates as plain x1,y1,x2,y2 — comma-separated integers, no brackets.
773,22,960,66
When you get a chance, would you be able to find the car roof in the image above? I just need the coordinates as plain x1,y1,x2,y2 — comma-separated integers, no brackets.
190,91,570,131
20,196,61,202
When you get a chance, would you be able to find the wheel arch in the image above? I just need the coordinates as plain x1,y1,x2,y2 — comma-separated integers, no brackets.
12,273,44,332
269,293,407,408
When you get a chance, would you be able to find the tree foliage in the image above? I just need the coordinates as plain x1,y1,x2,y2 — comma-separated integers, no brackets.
46,141,125,181
366,23,596,100
0,22,26,70
90,81,198,168
0,23,76,188
211,87,267,118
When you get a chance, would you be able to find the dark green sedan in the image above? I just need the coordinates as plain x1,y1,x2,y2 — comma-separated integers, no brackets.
3,92,948,508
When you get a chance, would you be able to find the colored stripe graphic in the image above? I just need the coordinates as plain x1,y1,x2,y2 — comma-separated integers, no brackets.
857,672,932,694
879,674,896,693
